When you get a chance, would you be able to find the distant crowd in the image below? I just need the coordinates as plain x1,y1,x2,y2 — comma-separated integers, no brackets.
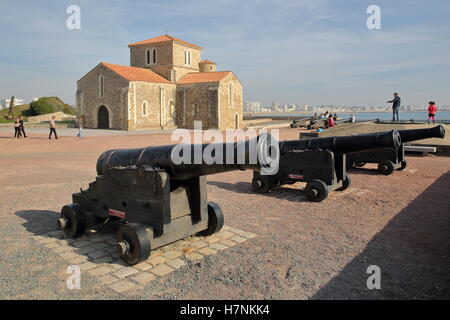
13,115,59,139
311,111,342,128
309,92,440,131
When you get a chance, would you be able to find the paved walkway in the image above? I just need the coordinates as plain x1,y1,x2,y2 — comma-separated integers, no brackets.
0,127,175,137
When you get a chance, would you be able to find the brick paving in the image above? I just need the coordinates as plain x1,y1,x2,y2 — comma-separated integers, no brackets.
36,226,256,294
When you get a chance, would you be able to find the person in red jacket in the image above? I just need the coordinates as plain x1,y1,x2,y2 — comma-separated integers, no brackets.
428,101,437,124
327,114,336,128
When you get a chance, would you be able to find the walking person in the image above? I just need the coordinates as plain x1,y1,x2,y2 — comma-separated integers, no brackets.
49,116,58,139
76,116,84,138
14,118,22,138
19,116,27,138
387,92,401,122
427,101,437,124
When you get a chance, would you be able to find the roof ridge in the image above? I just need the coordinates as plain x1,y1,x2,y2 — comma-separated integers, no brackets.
178,71,232,84
100,62,171,84
128,34,202,49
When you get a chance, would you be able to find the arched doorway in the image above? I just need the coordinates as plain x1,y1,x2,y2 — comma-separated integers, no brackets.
98,105,109,129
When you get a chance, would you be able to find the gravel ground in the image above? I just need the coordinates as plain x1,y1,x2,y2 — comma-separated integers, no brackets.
0,129,449,299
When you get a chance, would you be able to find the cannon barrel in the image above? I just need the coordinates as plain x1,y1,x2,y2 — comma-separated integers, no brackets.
399,125,445,143
286,130,401,154
97,134,275,180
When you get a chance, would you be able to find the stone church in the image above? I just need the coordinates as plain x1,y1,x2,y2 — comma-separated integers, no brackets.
76,34,243,131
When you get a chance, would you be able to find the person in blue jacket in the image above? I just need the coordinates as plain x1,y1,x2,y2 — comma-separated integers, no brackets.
387,92,401,122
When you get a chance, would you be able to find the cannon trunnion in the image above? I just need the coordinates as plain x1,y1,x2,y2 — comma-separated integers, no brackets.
346,125,445,175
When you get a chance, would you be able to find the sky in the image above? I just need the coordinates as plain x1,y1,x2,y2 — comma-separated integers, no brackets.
1,0,449,107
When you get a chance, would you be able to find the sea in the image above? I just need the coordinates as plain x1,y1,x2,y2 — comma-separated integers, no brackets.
247,111,450,122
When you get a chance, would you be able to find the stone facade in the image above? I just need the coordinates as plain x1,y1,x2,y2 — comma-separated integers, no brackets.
77,64,129,130
130,81,176,131
77,35,243,131
218,73,243,130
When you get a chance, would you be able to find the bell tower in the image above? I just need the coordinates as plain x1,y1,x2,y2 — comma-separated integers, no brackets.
128,35,203,82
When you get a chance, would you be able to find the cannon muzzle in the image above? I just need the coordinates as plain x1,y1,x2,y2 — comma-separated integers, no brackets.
287,130,402,154
399,125,445,143
97,133,278,180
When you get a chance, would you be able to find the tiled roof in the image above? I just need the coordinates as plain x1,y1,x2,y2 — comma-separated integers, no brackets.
178,71,231,84
199,59,216,64
101,62,171,84
128,34,202,49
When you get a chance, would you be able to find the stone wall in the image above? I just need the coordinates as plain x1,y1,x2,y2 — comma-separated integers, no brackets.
130,81,176,131
199,62,216,72
27,111,76,123
176,82,219,130
77,64,130,130
218,73,243,130
130,42,173,70
130,41,201,82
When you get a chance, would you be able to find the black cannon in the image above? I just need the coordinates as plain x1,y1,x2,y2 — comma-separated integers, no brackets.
347,125,445,175
58,135,272,265
253,130,402,202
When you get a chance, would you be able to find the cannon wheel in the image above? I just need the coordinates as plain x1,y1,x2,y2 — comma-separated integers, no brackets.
355,162,366,168
252,176,272,193
378,160,395,175
336,175,351,191
305,180,329,202
397,160,407,171
116,223,151,266
199,202,224,236
58,204,87,238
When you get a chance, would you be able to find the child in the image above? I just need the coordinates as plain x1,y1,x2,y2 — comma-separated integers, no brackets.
428,101,437,124
327,114,336,128
77,126,83,138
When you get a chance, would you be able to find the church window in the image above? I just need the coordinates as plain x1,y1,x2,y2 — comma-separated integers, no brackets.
142,101,148,116
99,76,104,98
184,50,192,66
146,48,157,65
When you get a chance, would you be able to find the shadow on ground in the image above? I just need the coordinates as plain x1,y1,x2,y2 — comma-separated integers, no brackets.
347,167,383,176
16,210,60,235
16,209,121,267
208,180,313,202
313,171,450,299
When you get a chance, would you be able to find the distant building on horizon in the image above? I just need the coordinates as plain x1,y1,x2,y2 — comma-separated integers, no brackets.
0,98,24,110
244,101,261,112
